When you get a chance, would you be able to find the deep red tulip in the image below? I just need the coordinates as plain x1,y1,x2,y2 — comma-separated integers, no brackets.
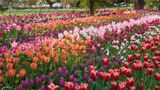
64,82,73,90
155,85,160,90
127,77,135,86
147,68,154,75
127,55,133,62
104,72,111,81
138,83,144,89
124,62,130,68
155,73,160,80
134,53,141,60
90,70,97,79
89,65,97,71
102,57,109,65
130,86,136,90
120,67,126,74
143,55,149,61
118,82,126,90
98,72,104,79
144,38,151,43
131,45,138,51
112,71,120,80
125,68,132,76
141,47,146,52
151,46,157,51
80,83,88,90
111,81,117,89
48,83,59,90
143,61,149,68
155,51,160,56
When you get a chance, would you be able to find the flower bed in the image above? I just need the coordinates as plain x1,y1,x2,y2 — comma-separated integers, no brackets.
0,10,160,90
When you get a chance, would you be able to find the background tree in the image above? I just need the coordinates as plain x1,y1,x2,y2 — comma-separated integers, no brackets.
0,0,18,11
131,0,145,9
45,0,57,8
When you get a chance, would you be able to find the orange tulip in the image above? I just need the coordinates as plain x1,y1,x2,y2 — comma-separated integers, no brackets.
15,49,20,56
4,52,10,58
33,56,39,63
12,57,19,64
7,63,13,69
30,63,38,70
0,61,3,68
19,68,26,77
44,56,50,64
5,58,12,63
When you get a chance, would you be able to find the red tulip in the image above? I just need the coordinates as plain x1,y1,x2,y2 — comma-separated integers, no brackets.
80,83,88,90
104,72,111,81
89,65,97,71
125,68,132,76
102,57,109,65
151,46,157,51
131,45,138,51
48,83,59,90
130,86,136,90
143,61,149,68
155,73,160,80
127,55,133,62
74,85,80,90
134,53,140,60
147,68,154,75
112,71,120,80
137,62,143,70
143,55,149,61
124,62,130,68
152,56,159,61
120,67,126,74
138,83,144,89
64,82,73,90
155,85,160,90
127,77,135,86
90,70,97,79
118,82,126,90
144,38,151,43
98,72,104,79
111,81,117,89
155,51,160,56
141,47,146,52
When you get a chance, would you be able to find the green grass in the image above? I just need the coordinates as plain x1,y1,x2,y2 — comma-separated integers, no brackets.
0,9,85,15
0,7,130,16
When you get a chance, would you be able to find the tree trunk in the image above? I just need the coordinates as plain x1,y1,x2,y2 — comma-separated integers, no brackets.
49,4,53,8
89,0,95,16
134,0,144,10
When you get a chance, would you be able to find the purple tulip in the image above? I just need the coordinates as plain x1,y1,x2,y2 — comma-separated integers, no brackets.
29,79,34,86
81,63,85,70
88,78,93,85
64,70,69,76
17,85,23,90
58,67,63,75
69,75,74,81
59,77,65,87
83,73,88,80
49,72,54,78
23,78,29,89
74,70,78,77
41,74,46,81
35,76,41,84
74,63,78,69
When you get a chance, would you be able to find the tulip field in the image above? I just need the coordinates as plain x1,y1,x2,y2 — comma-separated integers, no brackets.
0,9,160,90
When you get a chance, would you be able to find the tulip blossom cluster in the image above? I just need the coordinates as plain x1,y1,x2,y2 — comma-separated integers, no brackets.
0,9,160,90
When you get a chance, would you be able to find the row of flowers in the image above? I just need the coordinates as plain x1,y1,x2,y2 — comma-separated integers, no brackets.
0,12,160,89
1,12,157,48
